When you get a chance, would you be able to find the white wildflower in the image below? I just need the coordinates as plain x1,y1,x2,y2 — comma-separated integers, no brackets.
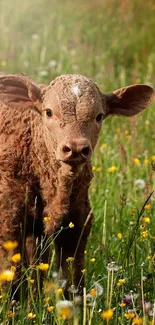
56,300,74,320
39,71,48,77
94,281,104,296
72,64,79,71
134,179,145,189
48,60,57,68
32,33,39,40
23,60,29,67
107,262,119,272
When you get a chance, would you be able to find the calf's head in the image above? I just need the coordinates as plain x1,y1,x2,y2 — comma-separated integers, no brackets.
0,73,154,170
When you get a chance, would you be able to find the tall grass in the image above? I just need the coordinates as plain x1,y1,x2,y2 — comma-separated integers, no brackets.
0,0,155,323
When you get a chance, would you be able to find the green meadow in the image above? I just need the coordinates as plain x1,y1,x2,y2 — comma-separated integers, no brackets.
0,0,155,324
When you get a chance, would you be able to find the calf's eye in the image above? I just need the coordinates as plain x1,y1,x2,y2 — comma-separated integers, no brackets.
46,109,53,118
96,113,104,123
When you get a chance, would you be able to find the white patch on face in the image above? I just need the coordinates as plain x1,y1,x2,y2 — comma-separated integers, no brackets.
72,85,81,97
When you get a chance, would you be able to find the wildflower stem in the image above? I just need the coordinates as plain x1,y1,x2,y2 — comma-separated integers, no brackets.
109,269,114,309
83,287,87,325
106,270,110,307
153,300,155,325
141,267,146,323
102,200,107,247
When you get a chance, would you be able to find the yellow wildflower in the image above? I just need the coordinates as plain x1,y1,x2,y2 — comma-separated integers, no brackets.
116,128,121,133
11,253,21,263
27,312,36,319
141,231,148,238
117,233,123,239
132,317,143,325
144,204,151,210
117,278,126,286
120,303,126,307
0,270,14,282
44,297,50,303
135,78,141,83
44,217,50,222
140,217,150,223
7,310,15,318
151,155,155,161
37,263,49,271
69,222,74,228
27,277,34,284
81,269,86,273
124,130,129,135
145,120,150,125
124,312,135,319
1,61,6,67
47,306,54,312
147,255,152,260
107,166,118,173
89,288,97,297
96,167,101,172
57,288,63,294
44,281,56,293
90,258,95,263
10,266,16,272
101,309,113,320
144,159,149,165
84,250,87,254
66,257,74,262
139,225,145,230
133,158,141,165
131,209,136,216
101,143,107,149
92,166,96,171
0,295,3,299
3,241,18,250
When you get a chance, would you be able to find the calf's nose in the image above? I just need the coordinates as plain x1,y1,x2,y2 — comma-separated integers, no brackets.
60,139,92,161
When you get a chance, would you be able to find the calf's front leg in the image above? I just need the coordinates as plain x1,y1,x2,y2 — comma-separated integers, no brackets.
54,212,93,296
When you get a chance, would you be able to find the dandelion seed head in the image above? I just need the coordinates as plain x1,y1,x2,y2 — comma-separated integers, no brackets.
68,285,78,294
48,60,57,67
134,179,145,189
56,300,74,320
107,262,119,271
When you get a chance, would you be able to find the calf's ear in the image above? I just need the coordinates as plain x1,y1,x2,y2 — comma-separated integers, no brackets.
105,84,154,117
0,73,42,114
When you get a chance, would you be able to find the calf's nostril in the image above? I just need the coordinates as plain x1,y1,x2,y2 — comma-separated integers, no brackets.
63,145,72,153
81,146,90,157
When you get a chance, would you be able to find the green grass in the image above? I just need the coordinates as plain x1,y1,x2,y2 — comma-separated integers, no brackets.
0,0,155,324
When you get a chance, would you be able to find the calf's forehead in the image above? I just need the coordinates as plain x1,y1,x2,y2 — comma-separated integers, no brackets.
43,75,104,118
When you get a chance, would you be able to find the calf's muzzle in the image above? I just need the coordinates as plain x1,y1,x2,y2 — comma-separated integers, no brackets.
59,139,92,163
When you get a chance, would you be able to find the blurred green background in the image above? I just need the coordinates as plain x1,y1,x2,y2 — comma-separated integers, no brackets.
0,0,155,90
